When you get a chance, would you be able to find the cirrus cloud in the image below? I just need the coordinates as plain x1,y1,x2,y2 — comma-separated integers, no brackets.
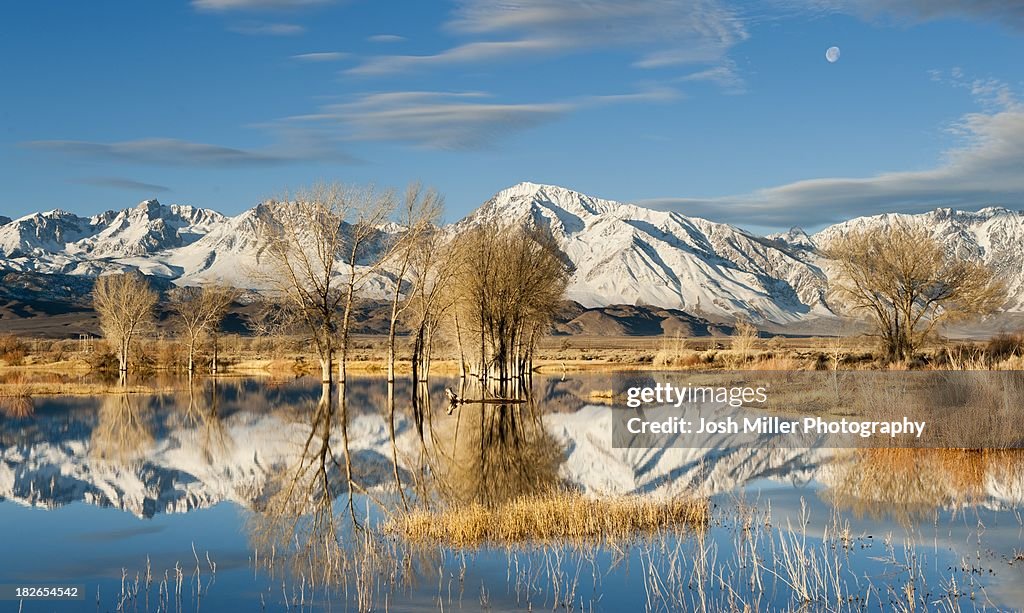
24,138,289,167
193,0,333,11
642,87,1024,230
348,0,749,77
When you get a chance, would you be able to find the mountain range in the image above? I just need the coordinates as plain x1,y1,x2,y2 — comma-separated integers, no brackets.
2,182,1023,327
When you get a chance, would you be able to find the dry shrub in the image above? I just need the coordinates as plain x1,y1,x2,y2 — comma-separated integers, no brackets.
653,349,702,368
987,332,1024,362
997,355,1024,370
0,334,27,366
750,355,803,371
386,492,709,547
87,346,120,372
157,340,185,370
0,374,35,417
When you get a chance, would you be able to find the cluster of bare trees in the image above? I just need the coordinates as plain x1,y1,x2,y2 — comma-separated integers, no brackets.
256,181,568,386
89,179,571,397
824,223,1006,362
92,272,237,381
446,223,570,386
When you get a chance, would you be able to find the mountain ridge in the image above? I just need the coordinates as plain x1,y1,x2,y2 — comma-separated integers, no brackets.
2,182,1023,324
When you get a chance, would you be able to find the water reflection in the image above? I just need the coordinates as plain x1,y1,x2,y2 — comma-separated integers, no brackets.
823,448,1024,522
90,393,154,464
3,373,1024,610
429,383,563,508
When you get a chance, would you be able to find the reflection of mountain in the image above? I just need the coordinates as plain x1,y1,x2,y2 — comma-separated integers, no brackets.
0,379,433,518
544,405,1024,511
3,379,1023,519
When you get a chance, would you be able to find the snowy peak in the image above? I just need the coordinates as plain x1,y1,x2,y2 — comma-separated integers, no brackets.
3,186,1024,324
0,199,226,260
805,205,1024,310
462,183,830,322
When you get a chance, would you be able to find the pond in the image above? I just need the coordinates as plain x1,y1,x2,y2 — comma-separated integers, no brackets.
1,373,1022,611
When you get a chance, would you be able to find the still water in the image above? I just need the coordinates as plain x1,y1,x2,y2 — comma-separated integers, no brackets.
1,373,1022,611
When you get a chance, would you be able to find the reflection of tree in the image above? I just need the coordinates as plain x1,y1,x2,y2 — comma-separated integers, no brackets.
0,396,33,419
90,393,153,464
179,382,233,466
824,448,1024,523
429,382,564,508
251,382,354,581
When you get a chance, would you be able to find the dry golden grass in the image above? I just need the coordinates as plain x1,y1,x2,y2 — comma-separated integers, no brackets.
0,381,174,397
385,492,709,547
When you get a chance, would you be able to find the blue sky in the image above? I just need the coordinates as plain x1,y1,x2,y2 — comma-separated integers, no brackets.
1,1,1022,231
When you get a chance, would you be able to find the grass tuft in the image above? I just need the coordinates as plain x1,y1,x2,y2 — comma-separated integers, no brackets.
385,492,709,547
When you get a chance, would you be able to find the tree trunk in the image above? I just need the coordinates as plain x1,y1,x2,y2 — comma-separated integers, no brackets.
320,355,332,383
387,316,397,384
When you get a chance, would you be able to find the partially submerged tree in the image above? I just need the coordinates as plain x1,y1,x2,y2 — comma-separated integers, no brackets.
336,186,396,383
824,223,1006,362
449,223,570,384
93,272,158,377
257,182,397,383
258,183,351,382
169,284,237,376
384,183,444,383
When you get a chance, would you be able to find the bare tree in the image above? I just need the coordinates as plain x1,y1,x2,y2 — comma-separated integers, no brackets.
449,223,570,385
256,183,352,383
824,223,1006,362
169,284,237,376
93,272,158,377
408,226,460,382
384,182,444,383
337,186,396,383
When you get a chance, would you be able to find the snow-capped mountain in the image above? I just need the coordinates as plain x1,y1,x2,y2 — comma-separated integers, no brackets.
805,207,1024,311
2,183,1023,323
463,183,830,322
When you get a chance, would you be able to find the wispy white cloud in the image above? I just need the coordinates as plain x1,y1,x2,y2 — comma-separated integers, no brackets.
642,79,1024,229
281,85,681,150
367,34,406,43
291,51,349,62
676,60,746,94
785,0,1024,29
347,39,560,75
229,21,305,36
193,0,332,11
288,91,570,150
348,0,748,76
22,136,355,167
70,177,172,193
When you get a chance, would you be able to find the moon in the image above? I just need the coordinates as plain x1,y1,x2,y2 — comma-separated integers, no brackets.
825,46,841,63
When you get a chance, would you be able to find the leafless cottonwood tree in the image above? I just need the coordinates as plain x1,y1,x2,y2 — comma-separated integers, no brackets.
407,226,460,383
449,223,569,385
384,182,444,383
257,182,392,382
824,223,1006,362
337,187,396,383
93,272,158,377
169,284,237,376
